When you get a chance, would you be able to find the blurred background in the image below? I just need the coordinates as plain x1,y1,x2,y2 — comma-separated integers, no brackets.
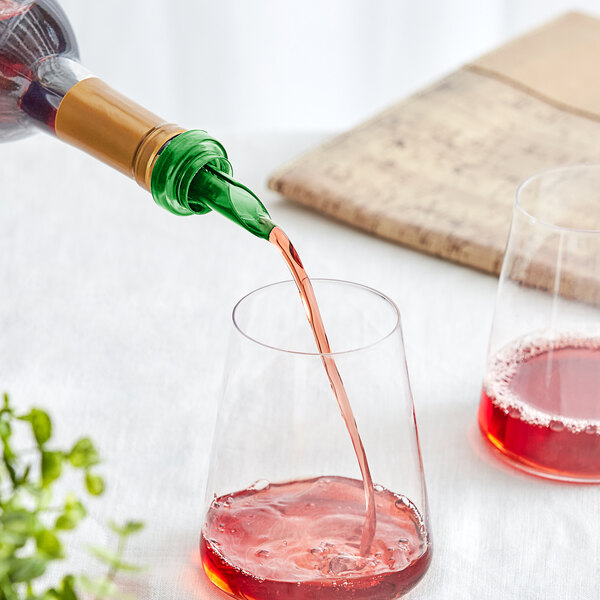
59,0,600,138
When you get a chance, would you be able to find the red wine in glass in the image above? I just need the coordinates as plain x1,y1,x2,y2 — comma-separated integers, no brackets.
200,227,431,598
200,477,431,600
479,335,600,480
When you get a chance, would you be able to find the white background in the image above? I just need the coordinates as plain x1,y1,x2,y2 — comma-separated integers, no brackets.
60,0,600,135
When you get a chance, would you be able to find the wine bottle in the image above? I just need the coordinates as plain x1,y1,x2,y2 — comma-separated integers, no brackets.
0,0,273,238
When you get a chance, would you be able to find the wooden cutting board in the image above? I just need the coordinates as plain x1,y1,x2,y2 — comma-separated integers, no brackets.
268,12,600,277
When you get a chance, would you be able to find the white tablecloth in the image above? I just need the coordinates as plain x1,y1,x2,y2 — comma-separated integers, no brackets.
0,132,598,599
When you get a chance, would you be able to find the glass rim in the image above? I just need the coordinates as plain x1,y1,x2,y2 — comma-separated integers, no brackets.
232,278,402,357
515,163,600,235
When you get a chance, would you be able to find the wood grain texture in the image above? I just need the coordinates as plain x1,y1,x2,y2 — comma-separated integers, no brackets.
472,12,600,122
268,13,600,282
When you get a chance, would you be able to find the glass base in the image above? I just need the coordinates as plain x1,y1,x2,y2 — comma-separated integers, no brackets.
480,426,600,484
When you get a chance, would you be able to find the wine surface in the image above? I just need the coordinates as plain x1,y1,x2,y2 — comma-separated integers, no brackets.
479,335,600,479
201,476,431,600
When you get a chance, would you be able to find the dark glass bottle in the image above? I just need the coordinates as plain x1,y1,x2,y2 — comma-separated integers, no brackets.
0,0,273,238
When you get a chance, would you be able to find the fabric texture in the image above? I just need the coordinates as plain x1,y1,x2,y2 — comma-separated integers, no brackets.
0,133,597,598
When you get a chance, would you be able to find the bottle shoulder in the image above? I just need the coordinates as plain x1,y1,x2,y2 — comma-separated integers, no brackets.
0,0,79,139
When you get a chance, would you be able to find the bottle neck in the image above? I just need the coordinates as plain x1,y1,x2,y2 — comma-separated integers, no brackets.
54,76,184,190
1,0,275,237
34,67,275,238
55,78,274,238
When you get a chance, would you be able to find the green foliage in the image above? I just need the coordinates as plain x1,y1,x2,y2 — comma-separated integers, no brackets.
108,522,144,537
19,408,52,446
68,438,100,469
0,393,144,600
85,473,105,497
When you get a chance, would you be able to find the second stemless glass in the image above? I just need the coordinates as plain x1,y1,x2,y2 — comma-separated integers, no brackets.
201,279,431,600
479,164,600,482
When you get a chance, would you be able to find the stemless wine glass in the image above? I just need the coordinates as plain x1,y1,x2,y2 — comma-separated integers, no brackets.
479,164,600,482
201,279,432,600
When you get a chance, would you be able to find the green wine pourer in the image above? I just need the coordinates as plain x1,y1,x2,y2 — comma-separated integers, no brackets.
151,130,275,240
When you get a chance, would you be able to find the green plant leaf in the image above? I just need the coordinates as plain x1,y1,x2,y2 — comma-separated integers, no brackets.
0,419,10,440
0,527,28,552
1,428,16,456
2,434,18,484
8,556,47,582
21,409,52,447
68,438,100,469
40,486,53,509
109,561,145,573
1,509,38,535
89,545,145,573
3,459,17,485
1,508,33,528
88,545,120,567
109,520,144,537
0,395,143,600
36,530,64,559
54,514,77,531
55,494,86,530
85,472,105,496
47,574,78,600
64,493,86,515
63,575,78,600
41,451,63,487
17,463,31,486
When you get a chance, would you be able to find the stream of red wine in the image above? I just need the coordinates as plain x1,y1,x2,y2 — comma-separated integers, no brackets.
268,226,376,554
